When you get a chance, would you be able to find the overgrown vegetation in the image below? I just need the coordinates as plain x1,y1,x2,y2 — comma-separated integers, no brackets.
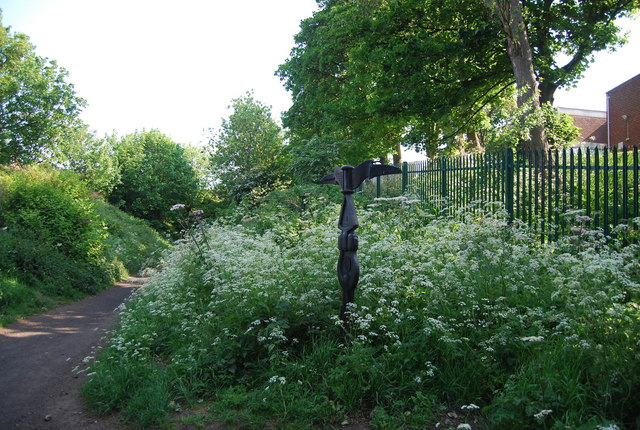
0,167,167,325
107,130,201,233
83,186,639,429
3,7,640,428
208,92,290,204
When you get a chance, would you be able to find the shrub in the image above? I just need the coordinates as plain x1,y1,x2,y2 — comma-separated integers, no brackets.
108,130,200,233
0,166,166,325
0,167,107,263
94,199,167,275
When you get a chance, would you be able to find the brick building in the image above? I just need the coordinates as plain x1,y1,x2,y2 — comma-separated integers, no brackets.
607,73,640,148
560,72,639,149
558,107,607,147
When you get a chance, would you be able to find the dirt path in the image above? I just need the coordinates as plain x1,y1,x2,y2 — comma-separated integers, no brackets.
0,277,146,430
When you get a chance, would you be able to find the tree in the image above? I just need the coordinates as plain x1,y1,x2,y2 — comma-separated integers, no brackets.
485,0,638,151
478,90,579,150
0,14,85,165
108,130,199,231
54,127,121,195
209,93,288,202
522,0,639,105
278,0,515,157
278,0,639,155
285,135,343,184
486,0,548,151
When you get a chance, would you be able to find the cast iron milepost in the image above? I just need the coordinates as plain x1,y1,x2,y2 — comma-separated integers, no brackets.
320,160,401,328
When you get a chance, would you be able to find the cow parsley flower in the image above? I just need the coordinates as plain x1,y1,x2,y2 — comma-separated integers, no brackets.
534,409,553,420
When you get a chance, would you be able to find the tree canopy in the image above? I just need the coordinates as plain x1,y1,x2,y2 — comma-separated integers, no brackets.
107,130,199,231
0,14,85,165
277,0,639,157
209,93,288,203
55,127,121,195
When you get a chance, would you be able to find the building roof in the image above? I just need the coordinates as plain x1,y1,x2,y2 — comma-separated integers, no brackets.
558,107,606,118
606,72,640,95
558,107,607,144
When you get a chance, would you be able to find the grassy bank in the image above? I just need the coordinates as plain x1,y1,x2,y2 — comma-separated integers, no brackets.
0,167,167,325
83,186,639,429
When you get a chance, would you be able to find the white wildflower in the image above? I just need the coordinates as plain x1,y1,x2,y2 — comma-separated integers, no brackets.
268,376,286,385
534,409,553,420
521,336,544,342
461,404,480,410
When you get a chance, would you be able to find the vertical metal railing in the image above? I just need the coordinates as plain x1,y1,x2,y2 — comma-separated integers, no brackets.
361,146,640,242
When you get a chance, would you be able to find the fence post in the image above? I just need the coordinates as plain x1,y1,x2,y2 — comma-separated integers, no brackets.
376,175,381,198
440,156,447,200
505,148,514,221
402,161,408,194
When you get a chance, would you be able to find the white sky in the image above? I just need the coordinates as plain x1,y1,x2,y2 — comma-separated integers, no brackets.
553,16,640,112
0,0,319,146
0,1,638,158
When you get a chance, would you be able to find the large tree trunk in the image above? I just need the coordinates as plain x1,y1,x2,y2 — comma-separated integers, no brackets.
486,0,549,153
539,81,558,105
467,130,484,152
392,141,402,165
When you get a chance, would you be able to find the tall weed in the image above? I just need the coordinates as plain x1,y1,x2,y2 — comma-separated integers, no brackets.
83,186,640,428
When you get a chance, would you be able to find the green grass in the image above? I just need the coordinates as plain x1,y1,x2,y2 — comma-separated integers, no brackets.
83,185,640,429
0,275,49,326
0,166,168,326
94,198,168,275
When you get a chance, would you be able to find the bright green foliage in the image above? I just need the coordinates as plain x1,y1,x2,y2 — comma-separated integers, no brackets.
56,128,121,195
0,275,45,326
481,99,580,150
0,14,85,165
277,0,638,155
285,135,343,184
209,93,288,203
108,130,200,232
0,167,114,322
181,143,213,189
84,186,640,428
93,199,167,275
0,167,107,262
540,104,582,148
0,166,167,325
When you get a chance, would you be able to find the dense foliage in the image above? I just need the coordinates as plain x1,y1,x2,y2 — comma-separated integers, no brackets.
209,93,289,203
83,186,639,429
0,167,166,325
277,0,638,157
0,14,85,165
108,130,200,232
57,127,122,195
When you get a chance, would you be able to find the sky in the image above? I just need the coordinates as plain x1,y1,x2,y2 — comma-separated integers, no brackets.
0,1,639,156
553,16,640,112
0,0,319,147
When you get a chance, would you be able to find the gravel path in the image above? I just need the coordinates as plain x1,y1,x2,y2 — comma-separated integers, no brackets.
0,277,146,429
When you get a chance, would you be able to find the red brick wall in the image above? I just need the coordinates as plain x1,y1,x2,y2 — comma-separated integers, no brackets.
607,73,640,149
572,116,607,144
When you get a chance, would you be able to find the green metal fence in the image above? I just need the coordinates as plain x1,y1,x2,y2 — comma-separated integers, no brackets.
362,147,640,241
